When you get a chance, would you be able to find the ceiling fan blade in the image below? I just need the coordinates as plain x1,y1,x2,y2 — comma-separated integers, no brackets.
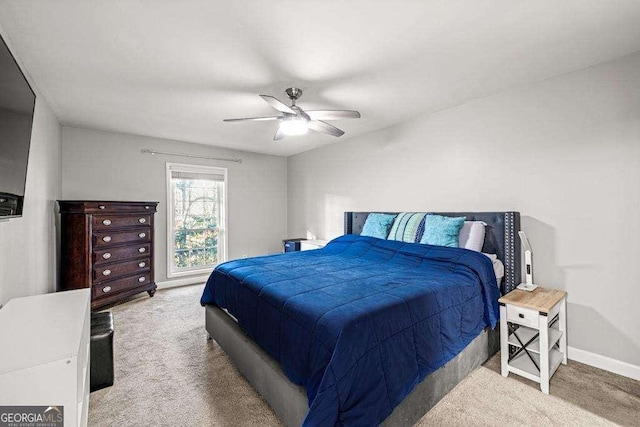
305,110,361,120
308,120,345,137
260,95,296,114
223,116,283,122
273,127,286,141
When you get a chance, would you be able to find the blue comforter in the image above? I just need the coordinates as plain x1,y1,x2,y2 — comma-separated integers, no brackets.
201,235,500,426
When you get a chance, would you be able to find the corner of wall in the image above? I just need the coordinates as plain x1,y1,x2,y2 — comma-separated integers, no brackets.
0,24,63,303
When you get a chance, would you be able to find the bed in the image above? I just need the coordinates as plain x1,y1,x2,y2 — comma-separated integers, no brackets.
202,211,521,426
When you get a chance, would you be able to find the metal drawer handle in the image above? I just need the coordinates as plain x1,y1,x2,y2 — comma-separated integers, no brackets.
145,206,150,210
138,261,146,268
99,205,105,210
138,247,146,253
138,217,146,224
138,232,146,238
102,219,112,226
102,286,112,293
102,253,112,260
102,269,111,276
518,313,525,319
102,236,112,243
138,276,146,282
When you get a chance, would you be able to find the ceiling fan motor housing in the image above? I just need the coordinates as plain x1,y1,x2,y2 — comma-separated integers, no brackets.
285,87,303,103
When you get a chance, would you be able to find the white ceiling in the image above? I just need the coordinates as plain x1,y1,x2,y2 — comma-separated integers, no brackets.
1,1,640,156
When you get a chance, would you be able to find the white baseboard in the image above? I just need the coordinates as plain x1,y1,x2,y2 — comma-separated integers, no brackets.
156,275,209,290
568,346,640,381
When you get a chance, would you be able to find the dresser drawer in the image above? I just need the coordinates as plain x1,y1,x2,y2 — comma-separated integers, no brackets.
93,243,151,266
59,201,157,214
92,214,152,230
93,258,151,283
93,274,152,299
83,202,156,214
506,304,539,328
93,228,151,247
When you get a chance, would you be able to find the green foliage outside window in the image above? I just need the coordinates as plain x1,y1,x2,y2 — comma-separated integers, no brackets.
172,177,222,270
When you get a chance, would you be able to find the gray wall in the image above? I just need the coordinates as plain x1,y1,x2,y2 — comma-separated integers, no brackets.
0,98,62,305
288,52,640,366
61,127,288,284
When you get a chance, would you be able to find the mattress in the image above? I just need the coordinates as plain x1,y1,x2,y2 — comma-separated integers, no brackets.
201,235,500,426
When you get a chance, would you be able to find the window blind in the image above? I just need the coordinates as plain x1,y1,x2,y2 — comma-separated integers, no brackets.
170,170,225,182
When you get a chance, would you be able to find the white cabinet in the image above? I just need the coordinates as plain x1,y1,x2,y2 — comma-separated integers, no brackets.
0,289,91,427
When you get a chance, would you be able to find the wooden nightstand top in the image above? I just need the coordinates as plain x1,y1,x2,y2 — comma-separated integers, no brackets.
499,287,567,313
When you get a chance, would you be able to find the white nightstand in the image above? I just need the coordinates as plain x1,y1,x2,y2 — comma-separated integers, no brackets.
300,239,328,251
499,287,567,394
283,238,329,252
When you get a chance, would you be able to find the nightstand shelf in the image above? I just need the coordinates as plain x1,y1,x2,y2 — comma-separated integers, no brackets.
507,325,563,354
510,348,564,383
499,286,567,394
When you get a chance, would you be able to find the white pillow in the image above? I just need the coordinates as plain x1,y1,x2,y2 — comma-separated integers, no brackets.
483,253,504,287
482,253,498,262
458,221,486,252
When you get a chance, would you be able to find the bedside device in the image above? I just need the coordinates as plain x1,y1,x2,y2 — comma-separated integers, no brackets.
517,231,538,292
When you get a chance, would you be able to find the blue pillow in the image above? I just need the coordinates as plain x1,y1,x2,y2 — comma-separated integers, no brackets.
420,214,466,247
361,213,397,239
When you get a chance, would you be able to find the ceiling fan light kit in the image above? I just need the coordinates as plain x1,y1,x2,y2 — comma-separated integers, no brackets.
279,116,309,136
224,87,360,140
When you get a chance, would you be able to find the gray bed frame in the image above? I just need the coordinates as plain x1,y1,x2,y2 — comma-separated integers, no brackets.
205,211,521,426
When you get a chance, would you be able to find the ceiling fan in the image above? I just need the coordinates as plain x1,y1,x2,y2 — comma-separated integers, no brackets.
224,87,361,140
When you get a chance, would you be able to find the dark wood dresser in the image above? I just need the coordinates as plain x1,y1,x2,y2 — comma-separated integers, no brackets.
58,201,158,309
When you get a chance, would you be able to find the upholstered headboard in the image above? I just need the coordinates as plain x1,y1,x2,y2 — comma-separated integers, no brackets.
344,211,521,294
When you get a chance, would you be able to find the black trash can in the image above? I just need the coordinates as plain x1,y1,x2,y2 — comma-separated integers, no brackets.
90,311,114,392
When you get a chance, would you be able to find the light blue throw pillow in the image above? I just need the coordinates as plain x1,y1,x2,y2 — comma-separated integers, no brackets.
361,213,397,239
420,214,466,247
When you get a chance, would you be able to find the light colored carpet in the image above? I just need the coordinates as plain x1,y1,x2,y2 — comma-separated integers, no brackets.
416,367,614,426
89,284,281,427
483,347,640,426
89,284,638,426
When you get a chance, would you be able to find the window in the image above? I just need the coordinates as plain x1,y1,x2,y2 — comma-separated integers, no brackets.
166,163,227,278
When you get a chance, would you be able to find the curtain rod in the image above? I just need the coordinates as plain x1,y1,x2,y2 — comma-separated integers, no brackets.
140,148,242,163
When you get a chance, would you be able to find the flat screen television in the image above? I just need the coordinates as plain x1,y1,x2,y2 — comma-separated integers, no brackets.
0,32,36,219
